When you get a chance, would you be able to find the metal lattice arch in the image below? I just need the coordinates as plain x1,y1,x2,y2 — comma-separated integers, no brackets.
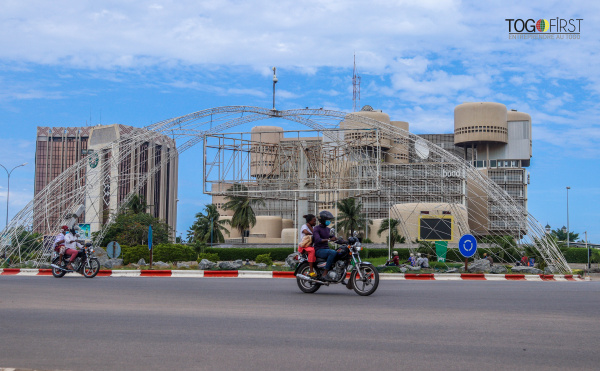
0,106,570,272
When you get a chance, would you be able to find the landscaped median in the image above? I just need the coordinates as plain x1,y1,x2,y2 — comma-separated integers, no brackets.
0,268,584,281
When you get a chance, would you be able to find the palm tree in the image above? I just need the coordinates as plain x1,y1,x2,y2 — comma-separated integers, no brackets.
377,218,406,250
222,184,265,243
188,204,229,244
125,194,148,214
336,198,371,237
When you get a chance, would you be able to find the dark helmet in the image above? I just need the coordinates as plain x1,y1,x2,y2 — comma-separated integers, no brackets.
318,210,334,223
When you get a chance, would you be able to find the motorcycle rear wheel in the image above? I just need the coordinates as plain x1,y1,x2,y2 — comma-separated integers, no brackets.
296,263,321,294
351,264,379,296
51,257,66,278
82,258,100,278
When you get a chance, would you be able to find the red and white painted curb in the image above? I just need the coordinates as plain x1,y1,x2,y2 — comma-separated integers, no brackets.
0,268,585,281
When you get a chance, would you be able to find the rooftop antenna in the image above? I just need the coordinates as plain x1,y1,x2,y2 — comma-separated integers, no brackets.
272,67,278,110
352,53,361,112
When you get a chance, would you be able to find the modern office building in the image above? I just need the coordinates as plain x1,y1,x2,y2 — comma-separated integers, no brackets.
209,102,532,244
34,124,179,237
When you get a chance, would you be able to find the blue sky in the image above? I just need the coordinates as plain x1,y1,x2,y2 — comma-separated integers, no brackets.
0,0,598,242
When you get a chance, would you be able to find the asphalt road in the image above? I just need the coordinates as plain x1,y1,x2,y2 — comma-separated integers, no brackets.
0,277,598,371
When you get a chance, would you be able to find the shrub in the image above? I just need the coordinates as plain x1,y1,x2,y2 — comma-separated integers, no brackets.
122,245,149,265
198,252,219,263
153,244,196,262
255,253,273,266
563,248,590,264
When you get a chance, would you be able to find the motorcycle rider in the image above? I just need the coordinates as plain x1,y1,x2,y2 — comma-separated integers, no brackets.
63,228,83,271
312,211,338,281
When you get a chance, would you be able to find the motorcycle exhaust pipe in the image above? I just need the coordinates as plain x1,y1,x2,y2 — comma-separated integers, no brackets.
296,273,329,286
51,264,71,272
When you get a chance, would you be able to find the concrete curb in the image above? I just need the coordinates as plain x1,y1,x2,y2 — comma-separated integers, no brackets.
0,268,585,281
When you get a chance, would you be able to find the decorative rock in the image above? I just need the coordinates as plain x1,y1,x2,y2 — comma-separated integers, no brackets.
400,267,408,273
102,260,113,269
490,265,508,274
137,258,146,266
408,266,421,271
467,259,491,273
108,258,123,269
198,259,216,270
94,247,108,258
446,268,459,273
544,266,559,274
285,252,300,267
511,266,542,274
154,261,170,269
189,261,199,268
177,262,191,269
39,263,51,269
256,263,267,268
218,261,242,270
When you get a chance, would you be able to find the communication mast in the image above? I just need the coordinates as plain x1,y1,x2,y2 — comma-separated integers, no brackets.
352,53,361,112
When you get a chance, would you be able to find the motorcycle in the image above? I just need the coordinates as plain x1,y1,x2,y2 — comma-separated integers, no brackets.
51,242,100,278
294,230,379,296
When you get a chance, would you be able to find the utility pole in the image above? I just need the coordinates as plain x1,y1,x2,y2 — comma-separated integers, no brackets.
352,53,361,112
0,163,28,228
272,67,278,110
566,186,570,249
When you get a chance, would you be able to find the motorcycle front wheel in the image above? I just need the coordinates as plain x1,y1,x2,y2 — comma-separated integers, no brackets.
351,264,379,296
296,263,321,294
51,257,66,278
82,258,100,278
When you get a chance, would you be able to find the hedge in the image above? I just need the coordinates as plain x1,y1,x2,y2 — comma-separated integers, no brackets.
122,244,196,264
563,248,593,264
203,247,295,261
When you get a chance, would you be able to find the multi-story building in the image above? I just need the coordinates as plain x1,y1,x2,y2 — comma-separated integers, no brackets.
34,124,178,237
208,102,532,244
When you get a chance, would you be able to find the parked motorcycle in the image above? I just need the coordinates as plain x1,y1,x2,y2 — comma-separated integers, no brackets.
51,242,100,278
294,230,379,296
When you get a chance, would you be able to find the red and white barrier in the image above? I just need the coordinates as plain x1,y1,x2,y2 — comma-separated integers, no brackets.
0,268,585,281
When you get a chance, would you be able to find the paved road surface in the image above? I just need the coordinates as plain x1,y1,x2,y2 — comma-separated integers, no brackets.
0,277,598,370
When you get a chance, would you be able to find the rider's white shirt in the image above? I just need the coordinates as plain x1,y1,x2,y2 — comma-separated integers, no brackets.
64,233,82,249
53,233,65,249
299,224,312,244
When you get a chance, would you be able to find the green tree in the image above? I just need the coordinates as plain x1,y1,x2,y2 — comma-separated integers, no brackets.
96,213,172,246
222,184,265,243
188,204,229,244
336,198,371,237
550,227,579,243
377,218,406,249
124,194,148,214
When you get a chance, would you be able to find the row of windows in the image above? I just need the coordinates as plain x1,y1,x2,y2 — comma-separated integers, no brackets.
473,160,521,168
455,126,508,136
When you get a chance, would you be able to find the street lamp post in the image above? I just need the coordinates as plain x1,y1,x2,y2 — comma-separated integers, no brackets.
0,163,28,228
566,186,571,249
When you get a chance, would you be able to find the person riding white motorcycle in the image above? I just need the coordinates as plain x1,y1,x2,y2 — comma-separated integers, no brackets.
60,228,83,271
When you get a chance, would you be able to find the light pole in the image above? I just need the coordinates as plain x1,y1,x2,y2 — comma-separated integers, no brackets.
0,162,28,228
566,186,571,249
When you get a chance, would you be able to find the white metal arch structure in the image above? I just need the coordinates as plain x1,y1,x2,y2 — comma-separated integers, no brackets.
0,106,570,272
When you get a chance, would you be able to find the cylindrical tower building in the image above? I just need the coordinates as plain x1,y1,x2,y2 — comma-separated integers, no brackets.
454,102,508,146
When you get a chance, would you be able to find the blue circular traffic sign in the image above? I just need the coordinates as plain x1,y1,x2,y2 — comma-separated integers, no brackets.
458,234,477,258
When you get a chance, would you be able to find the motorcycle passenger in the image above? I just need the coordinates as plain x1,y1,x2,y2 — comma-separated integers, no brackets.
53,226,69,267
312,211,337,281
299,235,316,277
299,214,317,277
63,229,83,271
